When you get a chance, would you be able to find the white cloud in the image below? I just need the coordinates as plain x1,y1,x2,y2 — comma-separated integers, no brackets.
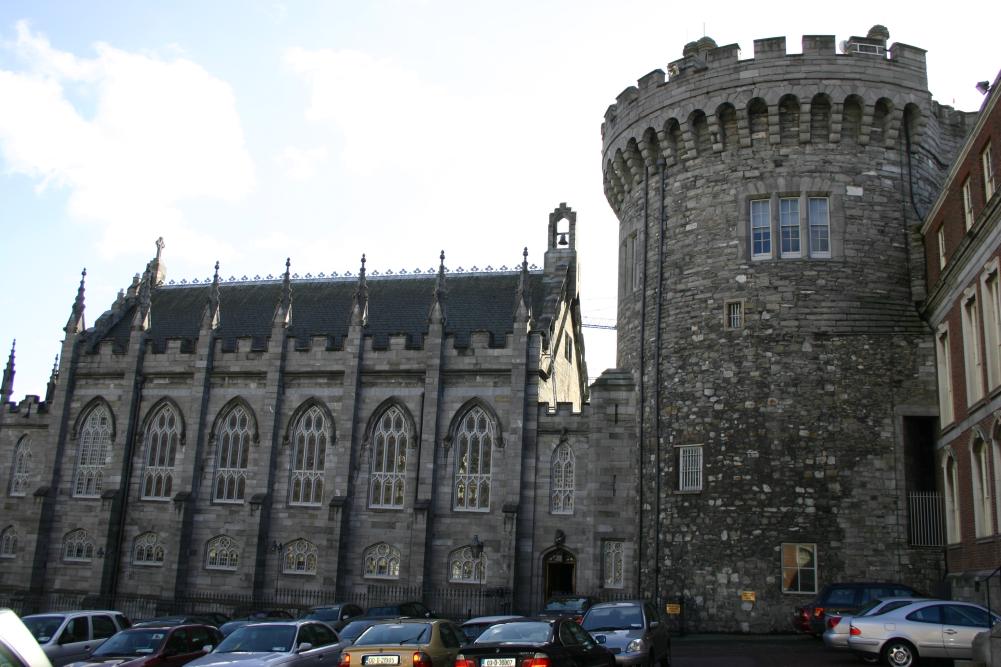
275,145,328,181
0,21,255,261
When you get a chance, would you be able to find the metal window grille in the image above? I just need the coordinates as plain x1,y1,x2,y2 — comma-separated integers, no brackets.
289,406,327,506
454,407,493,511
908,491,944,547
726,302,743,329
678,445,703,492
214,407,251,503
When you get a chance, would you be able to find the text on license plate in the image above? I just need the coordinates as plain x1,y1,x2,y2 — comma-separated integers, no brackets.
364,656,400,665
482,659,516,666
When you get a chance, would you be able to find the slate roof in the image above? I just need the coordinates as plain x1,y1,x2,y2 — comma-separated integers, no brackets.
98,272,547,353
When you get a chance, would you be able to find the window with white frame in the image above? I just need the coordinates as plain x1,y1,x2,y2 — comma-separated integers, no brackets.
944,455,961,544
205,535,240,571
282,538,317,575
962,290,984,405
963,178,974,230
289,405,328,506
132,532,164,566
750,200,771,259
781,543,817,593
453,406,495,511
63,529,95,562
550,442,575,515
938,228,947,270
214,406,252,503
808,197,830,257
369,405,409,509
448,545,485,584
677,445,704,492
779,197,800,257
602,540,624,589
9,436,30,497
936,327,954,425
973,440,994,538
0,526,16,558
984,141,995,201
74,404,112,498
983,265,1001,390
364,542,401,579
141,404,181,500
725,301,743,330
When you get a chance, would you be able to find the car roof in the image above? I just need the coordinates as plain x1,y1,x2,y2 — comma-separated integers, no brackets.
587,600,646,608
24,610,123,618
461,616,525,625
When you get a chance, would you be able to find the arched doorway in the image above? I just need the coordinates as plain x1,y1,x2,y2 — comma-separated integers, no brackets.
543,547,576,600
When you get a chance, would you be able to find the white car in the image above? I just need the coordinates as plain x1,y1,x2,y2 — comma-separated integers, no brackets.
0,608,53,667
21,610,131,667
822,597,925,651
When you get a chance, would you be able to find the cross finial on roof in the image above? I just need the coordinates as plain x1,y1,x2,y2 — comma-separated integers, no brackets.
155,237,165,258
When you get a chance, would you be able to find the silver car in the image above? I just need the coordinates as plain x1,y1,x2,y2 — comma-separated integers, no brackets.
823,597,925,651
185,620,345,667
22,610,131,667
581,601,670,667
848,599,999,666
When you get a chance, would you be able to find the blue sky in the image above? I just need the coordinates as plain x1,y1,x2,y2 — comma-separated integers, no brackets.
1,0,998,397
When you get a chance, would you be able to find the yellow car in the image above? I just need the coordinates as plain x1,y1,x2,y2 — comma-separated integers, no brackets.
338,619,466,667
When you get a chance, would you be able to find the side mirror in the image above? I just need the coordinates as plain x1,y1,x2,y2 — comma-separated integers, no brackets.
298,642,314,653
594,635,606,645
202,645,214,654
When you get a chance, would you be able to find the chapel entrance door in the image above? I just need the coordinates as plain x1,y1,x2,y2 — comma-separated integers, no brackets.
543,548,576,599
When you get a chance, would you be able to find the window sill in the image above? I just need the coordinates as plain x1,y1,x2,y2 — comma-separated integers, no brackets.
976,536,996,545
675,489,703,495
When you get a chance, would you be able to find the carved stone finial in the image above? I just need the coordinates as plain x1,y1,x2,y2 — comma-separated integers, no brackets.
273,258,293,327
514,248,533,323
65,268,87,334
867,24,890,42
2,339,15,397
155,237,165,258
351,253,369,327
429,251,447,325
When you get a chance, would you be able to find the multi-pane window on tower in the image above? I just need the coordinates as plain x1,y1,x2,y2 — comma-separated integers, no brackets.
74,404,112,498
369,406,409,510
550,442,575,515
214,406,251,503
9,436,30,497
808,197,830,257
454,406,494,511
141,405,180,500
779,198,800,257
602,540,624,589
750,200,771,259
289,406,327,506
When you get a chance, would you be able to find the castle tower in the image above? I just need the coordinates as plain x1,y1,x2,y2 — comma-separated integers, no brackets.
602,27,973,631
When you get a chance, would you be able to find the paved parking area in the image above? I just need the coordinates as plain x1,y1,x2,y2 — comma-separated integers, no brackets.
669,634,865,667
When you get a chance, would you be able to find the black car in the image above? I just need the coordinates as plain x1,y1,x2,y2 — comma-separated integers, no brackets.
456,618,613,667
363,601,434,619
792,582,923,636
538,596,601,623
581,601,671,667
301,603,365,630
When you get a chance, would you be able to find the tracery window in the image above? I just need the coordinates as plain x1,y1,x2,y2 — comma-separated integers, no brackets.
453,406,495,511
282,538,317,575
364,542,401,579
9,436,31,497
214,405,252,503
141,404,181,500
206,535,240,571
448,546,485,584
132,532,164,566
63,529,95,562
369,405,409,509
74,404,113,498
289,405,327,506
0,526,16,558
550,442,575,515
602,541,624,589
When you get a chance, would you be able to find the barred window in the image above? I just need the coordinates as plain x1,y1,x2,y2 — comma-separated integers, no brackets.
214,406,252,503
63,529,95,562
9,436,31,497
453,406,495,511
132,532,164,566
74,404,113,498
448,546,485,584
603,541,624,588
550,442,575,515
677,445,703,492
289,405,327,506
0,526,16,558
808,197,830,257
206,535,240,571
364,543,401,579
282,538,317,575
779,197,800,257
369,406,409,509
725,301,743,330
781,543,817,593
141,404,181,500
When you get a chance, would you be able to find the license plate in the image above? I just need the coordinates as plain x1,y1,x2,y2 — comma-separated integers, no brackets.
364,656,400,665
482,659,516,666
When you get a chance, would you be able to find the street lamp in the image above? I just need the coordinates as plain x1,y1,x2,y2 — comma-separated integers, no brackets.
271,541,284,598
469,535,484,616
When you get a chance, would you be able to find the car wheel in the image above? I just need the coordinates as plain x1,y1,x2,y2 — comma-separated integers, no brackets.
881,640,918,667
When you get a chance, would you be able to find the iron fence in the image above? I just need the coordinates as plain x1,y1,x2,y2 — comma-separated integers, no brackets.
908,491,944,547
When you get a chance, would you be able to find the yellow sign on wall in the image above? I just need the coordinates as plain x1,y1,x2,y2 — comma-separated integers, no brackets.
740,591,756,602
665,603,681,615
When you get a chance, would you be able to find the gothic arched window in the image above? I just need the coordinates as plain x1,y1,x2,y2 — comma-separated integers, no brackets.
205,535,240,571
289,405,328,506
63,529,95,562
132,531,164,566
282,538,317,575
74,404,113,498
214,405,252,503
369,405,410,509
363,542,401,579
550,442,575,515
448,546,485,584
9,436,31,497
141,404,181,500
0,526,16,558
453,406,495,511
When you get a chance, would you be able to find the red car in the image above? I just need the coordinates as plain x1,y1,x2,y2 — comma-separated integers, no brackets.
65,624,222,667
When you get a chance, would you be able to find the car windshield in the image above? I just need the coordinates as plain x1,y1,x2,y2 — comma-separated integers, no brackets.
340,621,377,642
22,616,64,643
354,624,431,646
543,598,588,612
475,622,552,644
216,625,297,653
92,630,167,657
582,607,644,631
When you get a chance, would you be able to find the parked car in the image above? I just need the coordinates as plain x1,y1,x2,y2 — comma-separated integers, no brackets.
538,596,601,623
64,623,222,667
580,601,670,667
186,620,345,667
792,582,922,636
193,613,230,629
848,598,1000,665
337,619,397,646
972,621,1001,666
301,605,365,631
0,607,53,667
822,597,925,651
132,616,216,629
337,618,464,667
362,602,434,620
22,610,132,667
459,616,525,642
218,610,295,637
456,617,613,667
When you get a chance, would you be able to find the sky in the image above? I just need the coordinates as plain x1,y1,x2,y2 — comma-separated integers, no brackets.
0,0,998,398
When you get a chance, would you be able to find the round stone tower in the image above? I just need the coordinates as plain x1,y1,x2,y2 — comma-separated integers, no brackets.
602,27,973,631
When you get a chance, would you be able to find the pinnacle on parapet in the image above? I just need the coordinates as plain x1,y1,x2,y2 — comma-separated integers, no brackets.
351,254,369,327
45,353,59,403
132,263,153,331
273,258,293,327
514,248,533,323
202,261,222,331
65,268,87,334
1,339,14,398
429,250,447,325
